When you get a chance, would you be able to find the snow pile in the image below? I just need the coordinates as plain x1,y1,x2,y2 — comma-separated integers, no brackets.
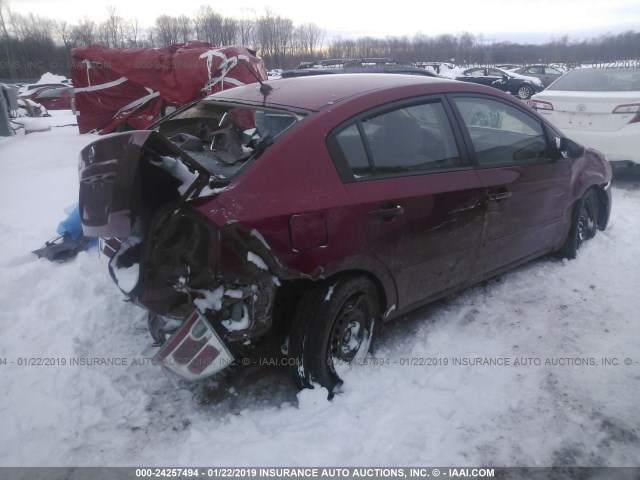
439,68,466,79
16,73,69,96
36,72,68,84
0,117,638,467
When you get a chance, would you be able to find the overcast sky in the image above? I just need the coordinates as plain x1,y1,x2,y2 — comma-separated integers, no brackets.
8,0,640,43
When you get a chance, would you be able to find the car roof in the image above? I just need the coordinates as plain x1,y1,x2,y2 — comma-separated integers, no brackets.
206,74,470,112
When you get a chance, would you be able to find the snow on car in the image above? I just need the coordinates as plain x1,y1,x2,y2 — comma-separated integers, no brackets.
16,72,69,96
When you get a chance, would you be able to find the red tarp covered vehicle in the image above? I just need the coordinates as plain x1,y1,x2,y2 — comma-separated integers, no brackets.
70,42,267,134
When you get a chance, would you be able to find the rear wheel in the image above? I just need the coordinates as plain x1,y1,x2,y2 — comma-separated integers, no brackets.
559,189,599,259
288,276,380,395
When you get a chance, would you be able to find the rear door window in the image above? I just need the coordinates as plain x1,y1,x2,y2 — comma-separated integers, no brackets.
330,100,465,180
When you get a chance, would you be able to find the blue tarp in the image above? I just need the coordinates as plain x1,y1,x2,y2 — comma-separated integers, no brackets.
57,204,84,240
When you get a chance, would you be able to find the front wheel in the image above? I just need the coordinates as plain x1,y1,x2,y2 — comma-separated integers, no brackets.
517,84,533,99
558,189,599,259
288,276,380,394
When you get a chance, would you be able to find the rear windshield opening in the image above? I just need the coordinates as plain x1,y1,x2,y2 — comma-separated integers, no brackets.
157,101,302,179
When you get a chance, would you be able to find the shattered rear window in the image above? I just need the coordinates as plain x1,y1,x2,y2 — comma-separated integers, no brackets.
156,101,303,179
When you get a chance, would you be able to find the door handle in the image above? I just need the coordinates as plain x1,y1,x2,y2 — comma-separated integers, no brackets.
370,204,405,221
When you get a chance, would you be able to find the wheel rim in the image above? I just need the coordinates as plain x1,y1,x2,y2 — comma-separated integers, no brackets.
518,86,531,99
329,293,372,364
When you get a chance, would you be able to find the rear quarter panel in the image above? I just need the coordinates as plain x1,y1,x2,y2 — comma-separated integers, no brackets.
190,83,459,308
190,108,395,279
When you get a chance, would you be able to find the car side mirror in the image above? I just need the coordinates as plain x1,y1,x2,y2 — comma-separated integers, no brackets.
558,137,585,159
502,74,509,81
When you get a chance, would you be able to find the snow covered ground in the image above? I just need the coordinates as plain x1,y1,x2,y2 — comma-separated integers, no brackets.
0,115,638,467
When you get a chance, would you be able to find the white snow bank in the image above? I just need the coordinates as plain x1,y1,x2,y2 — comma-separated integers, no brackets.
37,72,68,84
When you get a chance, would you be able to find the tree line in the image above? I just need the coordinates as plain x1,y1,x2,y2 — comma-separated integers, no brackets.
329,31,640,66
1,0,639,81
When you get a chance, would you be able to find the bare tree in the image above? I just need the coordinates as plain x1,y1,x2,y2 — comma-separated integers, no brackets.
238,13,254,46
71,18,96,46
355,36,380,57
11,12,52,43
255,9,276,59
295,22,324,58
0,0,16,78
53,20,72,48
194,6,223,45
125,18,141,48
154,15,180,46
6,12,57,78
146,28,155,47
0,0,9,38
274,15,293,65
95,22,109,47
329,36,357,58
220,17,239,45
456,31,475,64
176,14,192,43
102,6,126,47
255,8,294,67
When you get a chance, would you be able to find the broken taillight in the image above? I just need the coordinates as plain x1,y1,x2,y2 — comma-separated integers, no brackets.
153,310,234,379
100,237,121,259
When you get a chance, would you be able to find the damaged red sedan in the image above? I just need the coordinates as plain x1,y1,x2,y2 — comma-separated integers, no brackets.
79,74,612,392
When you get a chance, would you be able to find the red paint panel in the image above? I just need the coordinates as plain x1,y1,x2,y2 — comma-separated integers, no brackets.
289,213,328,251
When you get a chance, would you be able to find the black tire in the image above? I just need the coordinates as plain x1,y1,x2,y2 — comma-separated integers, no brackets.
516,84,533,99
559,189,599,259
288,276,380,394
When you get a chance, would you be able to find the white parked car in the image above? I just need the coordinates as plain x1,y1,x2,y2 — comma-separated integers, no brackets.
528,67,640,165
